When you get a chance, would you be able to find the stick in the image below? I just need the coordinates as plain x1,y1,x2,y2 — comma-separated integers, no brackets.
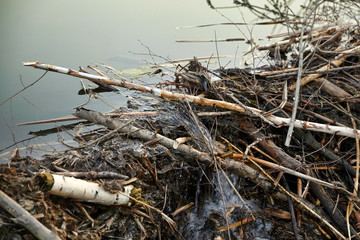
0,190,60,240
23,61,360,139
288,53,349,91
17,112,158,126
176,38,245,42
0,71,47,107
232,153,351,190
265,64,360,78
285,20,305,147
53,171,130,180
266,114,360,138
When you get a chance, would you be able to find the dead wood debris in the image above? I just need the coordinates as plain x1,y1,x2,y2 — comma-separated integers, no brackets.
2,24,360,240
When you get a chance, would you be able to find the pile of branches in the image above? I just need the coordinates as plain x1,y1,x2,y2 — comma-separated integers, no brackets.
2,17,360,240
173,23,360,239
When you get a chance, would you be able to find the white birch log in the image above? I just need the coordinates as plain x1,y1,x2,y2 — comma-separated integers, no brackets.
23,61,360,139
37,174,133,206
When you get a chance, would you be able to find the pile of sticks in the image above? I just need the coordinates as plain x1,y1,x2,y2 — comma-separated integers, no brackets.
21,23,360,239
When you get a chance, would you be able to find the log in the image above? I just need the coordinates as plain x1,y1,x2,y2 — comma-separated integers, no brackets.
36,174,133,206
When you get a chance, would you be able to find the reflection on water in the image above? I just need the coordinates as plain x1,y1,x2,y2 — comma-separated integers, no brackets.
0,0,281,162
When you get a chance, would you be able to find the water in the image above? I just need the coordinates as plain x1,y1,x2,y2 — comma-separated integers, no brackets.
0,1,297,161
181,173,273,239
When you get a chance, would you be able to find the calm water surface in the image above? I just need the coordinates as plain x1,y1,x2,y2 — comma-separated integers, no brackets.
0,0,290,162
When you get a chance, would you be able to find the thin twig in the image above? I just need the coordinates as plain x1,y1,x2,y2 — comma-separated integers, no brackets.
0,71,47,107
285,11,306,146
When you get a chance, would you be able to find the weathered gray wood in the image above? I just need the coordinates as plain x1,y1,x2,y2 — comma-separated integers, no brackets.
0,190,60,240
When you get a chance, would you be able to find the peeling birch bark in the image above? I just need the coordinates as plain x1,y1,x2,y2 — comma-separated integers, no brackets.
23,61,360,139
36,174,133,206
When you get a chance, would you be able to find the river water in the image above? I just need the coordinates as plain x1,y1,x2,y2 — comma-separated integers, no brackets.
0,1,297,161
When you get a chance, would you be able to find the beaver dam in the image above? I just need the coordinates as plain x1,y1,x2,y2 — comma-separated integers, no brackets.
2,3,360,240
